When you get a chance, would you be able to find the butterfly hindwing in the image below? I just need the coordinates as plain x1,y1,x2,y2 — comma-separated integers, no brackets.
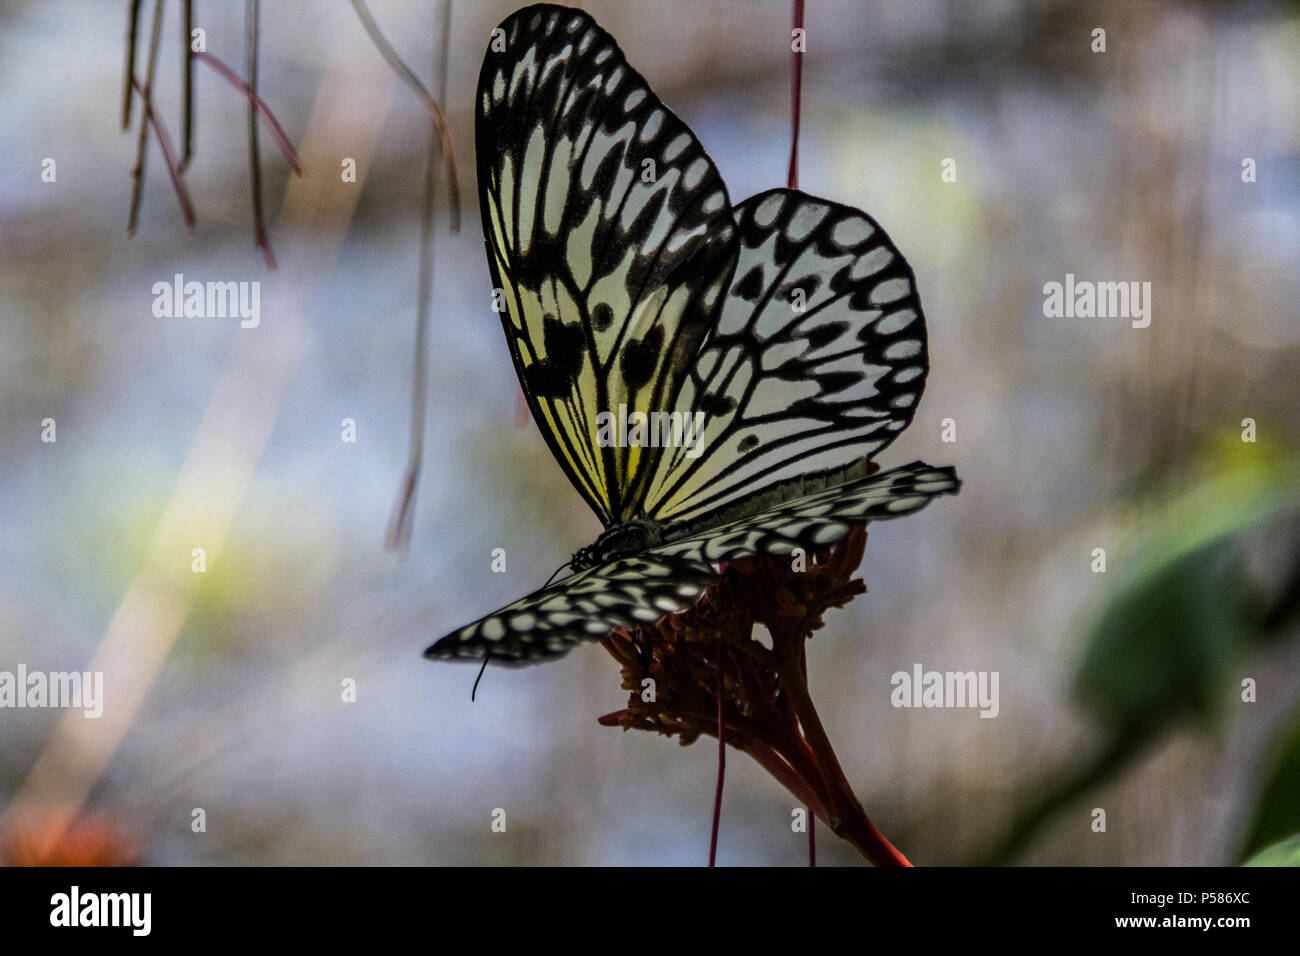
643,189,931,529
425,552,717,666
426,462,958,665
657,461,958,564
478,4,739,525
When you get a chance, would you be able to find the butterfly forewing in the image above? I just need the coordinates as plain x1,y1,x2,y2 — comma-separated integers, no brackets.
478,4,739,525
643,189,931,530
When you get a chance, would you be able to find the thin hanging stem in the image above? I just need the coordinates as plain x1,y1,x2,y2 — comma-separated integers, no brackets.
801,642,815,866
349,0,462,231
131,78,196,227
245,0,275,268
126,0,165,236
787,0,804,190
180,0,194,169
387,0,453,556
122,0,142,130
708,642,727,867
193,51,303,175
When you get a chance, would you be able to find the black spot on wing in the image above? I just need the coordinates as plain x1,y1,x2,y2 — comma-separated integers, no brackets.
806,320,847,349
733,265,764,301
620,325,663,391
784,275,821,300
591,302,615,332
698,392,736,416
525,314,586,398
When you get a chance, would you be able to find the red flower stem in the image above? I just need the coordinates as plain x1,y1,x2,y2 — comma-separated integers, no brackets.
709,687,852,853
787,0,804,190
802,642,815,867
718,628,839,822
599,698,832,823
733,737,830,823
181,0,194,168
709,721,832,824
193,51,304,174
709,642,726,866
773,638,912,866
724,691,840,831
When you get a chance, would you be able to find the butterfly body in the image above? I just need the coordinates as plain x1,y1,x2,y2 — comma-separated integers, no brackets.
427,4,960,666
572,519,664,571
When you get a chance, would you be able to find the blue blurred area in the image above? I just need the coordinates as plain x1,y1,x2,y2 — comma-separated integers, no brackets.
0,0,1297,865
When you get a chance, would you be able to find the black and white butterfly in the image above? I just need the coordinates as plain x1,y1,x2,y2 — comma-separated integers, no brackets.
426,3,959,666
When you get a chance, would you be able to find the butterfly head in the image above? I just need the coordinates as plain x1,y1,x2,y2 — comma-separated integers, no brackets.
571,519,665,571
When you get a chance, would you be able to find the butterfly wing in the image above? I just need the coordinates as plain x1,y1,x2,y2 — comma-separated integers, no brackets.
478,4,739,526
441,7,962,669
641,189,931,532
425,552,717,666
656,461,958,562
426,462,958,665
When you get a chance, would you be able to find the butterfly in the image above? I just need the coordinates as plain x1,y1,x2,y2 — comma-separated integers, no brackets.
426,3,960,666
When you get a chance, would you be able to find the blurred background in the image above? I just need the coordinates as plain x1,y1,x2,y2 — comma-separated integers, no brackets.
1,0,1298,866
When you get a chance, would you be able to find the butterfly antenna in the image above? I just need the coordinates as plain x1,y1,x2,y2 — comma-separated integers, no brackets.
541,560,571,588
471,653,491,701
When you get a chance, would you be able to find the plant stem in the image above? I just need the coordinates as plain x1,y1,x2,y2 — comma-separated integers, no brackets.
192,52,303,174
245,0,275,268
773,622,912,866
802,642,815,867
131,78,196,226
387,0,454,557
349,0,461,231
787,0,804,189
709,642,726,866
122,0,142,130
181,0,194,169
126,0,164,236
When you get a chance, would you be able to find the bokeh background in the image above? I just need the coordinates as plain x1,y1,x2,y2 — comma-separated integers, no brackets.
2,0,1298,866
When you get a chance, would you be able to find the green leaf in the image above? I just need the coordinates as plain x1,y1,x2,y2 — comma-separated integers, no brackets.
1238,708,1300,862
1074,538,1244,729
1073,453,1300,731
1242,832,1300,867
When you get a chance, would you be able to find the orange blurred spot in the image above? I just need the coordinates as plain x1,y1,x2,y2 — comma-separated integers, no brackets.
1,812,142,867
